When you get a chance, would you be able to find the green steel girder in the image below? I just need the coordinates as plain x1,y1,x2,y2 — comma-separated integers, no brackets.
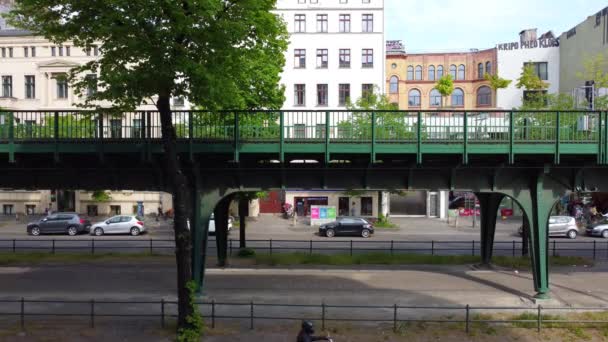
475,193,505,266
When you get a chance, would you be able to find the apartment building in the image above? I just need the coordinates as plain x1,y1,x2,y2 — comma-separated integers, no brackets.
275,0,385,109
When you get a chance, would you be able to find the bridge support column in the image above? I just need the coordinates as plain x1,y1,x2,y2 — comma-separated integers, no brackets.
214,196,232,268
475,192,504,266
238,197,249,249
511,173,558,299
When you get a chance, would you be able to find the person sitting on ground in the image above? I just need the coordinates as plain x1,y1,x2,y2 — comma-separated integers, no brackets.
297,320,330,342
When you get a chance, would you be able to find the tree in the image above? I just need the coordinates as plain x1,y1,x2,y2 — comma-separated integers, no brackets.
577,53,608,110
516,64,549,109
91,190,111,202
6,1,288,339
435,75,454,107
484,73,512,91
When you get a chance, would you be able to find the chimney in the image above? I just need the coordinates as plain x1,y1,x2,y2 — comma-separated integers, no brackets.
519,29,538,44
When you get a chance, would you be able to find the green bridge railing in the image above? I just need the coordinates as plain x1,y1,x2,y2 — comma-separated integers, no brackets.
0,110,604,144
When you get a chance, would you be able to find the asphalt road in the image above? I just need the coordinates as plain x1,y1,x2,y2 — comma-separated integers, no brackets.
0,262,607,324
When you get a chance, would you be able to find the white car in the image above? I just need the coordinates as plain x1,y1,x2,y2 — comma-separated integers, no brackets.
90,215,146,236
208,214,233,235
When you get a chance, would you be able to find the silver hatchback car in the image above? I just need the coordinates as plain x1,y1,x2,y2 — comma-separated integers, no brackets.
90,215,146,236
518,216,579,239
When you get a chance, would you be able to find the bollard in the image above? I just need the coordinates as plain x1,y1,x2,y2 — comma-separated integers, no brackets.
537,305,542,333
321,302,326,330
91,239,95,255
465,305,470,333
471,240,475,256
211,300,216,329
431,241,435,256
512,240,516,257
390,240,394,255
52,239,55,254
161,299,165,328
269,239,273,256
250,301,254,330
350,240,353,256
12,239,16,253
393,304,398,333
309,240,313,255
149,239,153,254
90,299,95,328
20,297,24,330
593,240,596,260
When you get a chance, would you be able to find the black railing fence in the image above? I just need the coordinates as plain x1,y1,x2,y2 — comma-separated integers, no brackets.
0,238,607,259
0,298,607,333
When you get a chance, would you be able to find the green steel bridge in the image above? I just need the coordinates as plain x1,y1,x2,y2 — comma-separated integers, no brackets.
1,109,608,299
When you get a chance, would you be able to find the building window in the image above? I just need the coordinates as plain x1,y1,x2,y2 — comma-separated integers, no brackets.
339,49,351,68
485,61,492,75
316,49,328,68
26,205,36,215
407,66,414,80
25,75,35,99
8,47,12,58
478,63,484,79
362,84,373,100
477,86,492,106
316,14,328,33
452,88,464,106
317,84,328,106
430,89,442,107
339,14,351,32
389,76,399,94
3,204,14,215
86,45,100,57
1,47,5,58
24,47,28,57
56,77,68,99
66,46,71,56
362,49,373,68
110,205,121,215
132,119,142,138
339,84,350,106
458,64,465,80
415,65,422,80
437,65,444,78
58,46,63,57
408,89,421,107
294,84,306,106
110,119,122,138
31,47,36,57
86,74,97,97
294,14,306,32
294,49,306,68
2,76,12,97
51,46,56,56
524,62,548,81
449,65,457,79
362,14,373,32
428,65,435,81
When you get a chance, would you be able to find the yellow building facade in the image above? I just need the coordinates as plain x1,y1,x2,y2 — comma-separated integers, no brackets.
386,49,497,110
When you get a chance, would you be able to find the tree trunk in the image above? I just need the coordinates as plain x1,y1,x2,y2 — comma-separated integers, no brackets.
238,198,248,249
157,94,194,331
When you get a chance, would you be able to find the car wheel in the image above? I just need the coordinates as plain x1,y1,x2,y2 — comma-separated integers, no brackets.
67,226,78,236
325,229,335,238
130,227,141,236
30,226,41,236
361,229,370,238
602,230,608,239
567,230,578,239
94,228,104,236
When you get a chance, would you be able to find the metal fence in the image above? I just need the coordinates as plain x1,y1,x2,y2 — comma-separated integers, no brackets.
0,298,607,333
1,238,607,260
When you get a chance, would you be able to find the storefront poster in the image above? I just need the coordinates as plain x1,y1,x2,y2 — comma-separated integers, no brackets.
310,205,337,226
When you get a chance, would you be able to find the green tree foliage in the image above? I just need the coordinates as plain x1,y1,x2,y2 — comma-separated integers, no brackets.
5,2,288,339
13,114,96,138
484,73,512,91
577,53,608,110
435,75,454,107
516,64,549,91
91,190,111,202
338,87,414,141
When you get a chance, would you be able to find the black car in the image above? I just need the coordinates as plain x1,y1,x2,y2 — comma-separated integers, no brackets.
27,213,92,236
319,217,374,238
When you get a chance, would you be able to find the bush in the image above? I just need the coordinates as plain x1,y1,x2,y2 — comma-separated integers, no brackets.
237,248,256,258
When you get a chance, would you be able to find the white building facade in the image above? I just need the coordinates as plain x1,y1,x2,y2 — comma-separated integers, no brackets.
496,29,560,109
275,0,385,110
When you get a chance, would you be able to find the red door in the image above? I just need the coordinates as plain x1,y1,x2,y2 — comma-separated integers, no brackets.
259,191,282,214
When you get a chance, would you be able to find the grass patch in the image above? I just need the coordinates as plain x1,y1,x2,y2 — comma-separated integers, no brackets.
0,252,170,266
248,252,592,268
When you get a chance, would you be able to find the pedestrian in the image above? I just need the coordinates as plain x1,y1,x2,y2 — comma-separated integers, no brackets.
350,202,356,217
44,207,49,216
157,206,163,222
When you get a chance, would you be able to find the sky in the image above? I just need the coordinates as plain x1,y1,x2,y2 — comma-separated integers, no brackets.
386,0,608,52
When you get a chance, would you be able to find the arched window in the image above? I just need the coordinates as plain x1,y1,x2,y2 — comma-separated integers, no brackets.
449,65,457,79
408,89,421,107
437,65,444,78
415,65,422,80
428,65,436,81
477,86,491,106
430,89,442,107
478,63,484,79
407,66,414,80
458,64,465,80
485,61,492,75
451,88,464,106
389,76,399,94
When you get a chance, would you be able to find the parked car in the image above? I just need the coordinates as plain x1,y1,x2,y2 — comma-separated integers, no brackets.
319,217,374,238
586,220,608,238
27,213,91,236
208,214,233,235
517,216,579,239
90,215,145,236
